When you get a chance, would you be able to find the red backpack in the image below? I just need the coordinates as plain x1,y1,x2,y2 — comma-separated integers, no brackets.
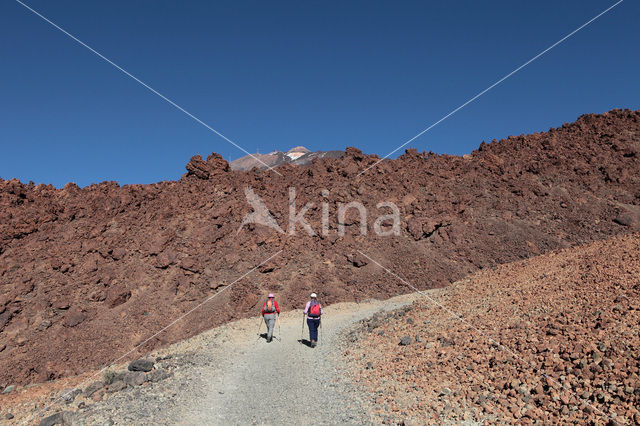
264,299,276,313
308,300,321,318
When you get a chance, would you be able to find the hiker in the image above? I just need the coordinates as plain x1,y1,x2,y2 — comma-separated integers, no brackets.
262,293,280,342
303,293,323,347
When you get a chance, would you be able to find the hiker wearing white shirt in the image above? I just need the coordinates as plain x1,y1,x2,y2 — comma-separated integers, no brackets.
303,293,323,347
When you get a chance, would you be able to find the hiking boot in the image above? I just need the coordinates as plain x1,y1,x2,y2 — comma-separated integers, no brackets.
311,340,316,347
267,337,272,343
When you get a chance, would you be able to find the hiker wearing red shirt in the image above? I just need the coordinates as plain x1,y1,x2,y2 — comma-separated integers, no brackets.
303,293,323,347
262,293,280,343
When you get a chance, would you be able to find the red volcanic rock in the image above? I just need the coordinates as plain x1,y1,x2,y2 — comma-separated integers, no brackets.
63,310,85,328
105,283,131,308
0,109,639,387
185,153,230,179
613,209,639,228
347,253,368,267
345,233,640,424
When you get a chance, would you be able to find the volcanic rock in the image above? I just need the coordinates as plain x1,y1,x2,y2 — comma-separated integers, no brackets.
146,369,170,383
185,153,230,180
128,359,154,372
347,253,368,267
38,411,74,426
399,336,413,346
105,380,127,393
63,310,85,328
346,233,640,423
123,371,146,387
83,381,103,397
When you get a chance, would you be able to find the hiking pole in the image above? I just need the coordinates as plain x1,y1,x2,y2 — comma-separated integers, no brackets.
276,315,282,342
256,316,263,341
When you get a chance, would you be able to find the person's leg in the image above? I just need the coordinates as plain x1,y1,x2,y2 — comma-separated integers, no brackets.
307,318,315,343
265,315,275,341
309,319,319,342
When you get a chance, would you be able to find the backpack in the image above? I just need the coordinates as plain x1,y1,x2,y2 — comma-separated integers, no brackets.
308,300,321,318
264,299,276,313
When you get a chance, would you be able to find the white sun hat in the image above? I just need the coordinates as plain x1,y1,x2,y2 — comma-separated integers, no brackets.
310,293,317,298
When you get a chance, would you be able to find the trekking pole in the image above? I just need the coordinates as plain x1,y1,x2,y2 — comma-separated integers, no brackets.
276,315,282,342
256,316,263,341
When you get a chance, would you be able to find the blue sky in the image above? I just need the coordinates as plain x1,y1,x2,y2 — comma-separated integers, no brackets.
1,1,638,187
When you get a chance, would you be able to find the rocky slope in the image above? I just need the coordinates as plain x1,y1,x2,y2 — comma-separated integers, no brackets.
0,109,639,388
345,233,640,424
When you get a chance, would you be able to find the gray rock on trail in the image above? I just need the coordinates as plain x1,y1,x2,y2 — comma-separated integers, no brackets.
83,381,103,397
60,388,81,403
128,359,154,372
440,387,452,396
105,381,127,393
146,369,170,383
2,384,15,394
123,371,146,387
399,335,413,346
38,411,74,426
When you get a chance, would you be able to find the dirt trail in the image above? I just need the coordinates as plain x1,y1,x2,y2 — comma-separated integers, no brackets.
72,294,419,425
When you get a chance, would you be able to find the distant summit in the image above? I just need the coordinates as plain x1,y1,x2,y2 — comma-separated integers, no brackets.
230,146,342,171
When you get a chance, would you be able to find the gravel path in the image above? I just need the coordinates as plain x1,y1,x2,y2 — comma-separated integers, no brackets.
74,295,418,425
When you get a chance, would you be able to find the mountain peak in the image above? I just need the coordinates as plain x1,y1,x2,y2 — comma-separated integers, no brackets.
286,146,311,153
230,146,342,171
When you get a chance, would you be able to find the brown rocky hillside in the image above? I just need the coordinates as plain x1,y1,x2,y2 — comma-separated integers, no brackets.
0,109,639,388
345,233,640,424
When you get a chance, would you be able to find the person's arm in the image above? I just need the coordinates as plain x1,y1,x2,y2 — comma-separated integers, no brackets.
320,304,324,315
303,301,310,315
261,302,265,316
275,301,280,315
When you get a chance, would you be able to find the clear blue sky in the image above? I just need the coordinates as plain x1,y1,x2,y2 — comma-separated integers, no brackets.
1,1,638,187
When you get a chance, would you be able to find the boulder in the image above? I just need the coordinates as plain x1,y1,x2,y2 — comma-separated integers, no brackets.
123,371,146,387
38,411,74,426
613,211,638,227
105,380,126,393
146,369,170,383
128,359,154,372
63,310,85,328
60,388,81,403
185,155,211,179
105,284,131,308
346,253,368,267
186,153,230,180
82,381,103,397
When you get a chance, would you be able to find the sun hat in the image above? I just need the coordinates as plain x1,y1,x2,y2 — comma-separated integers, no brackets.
310,293,317,298
268,293,274,298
